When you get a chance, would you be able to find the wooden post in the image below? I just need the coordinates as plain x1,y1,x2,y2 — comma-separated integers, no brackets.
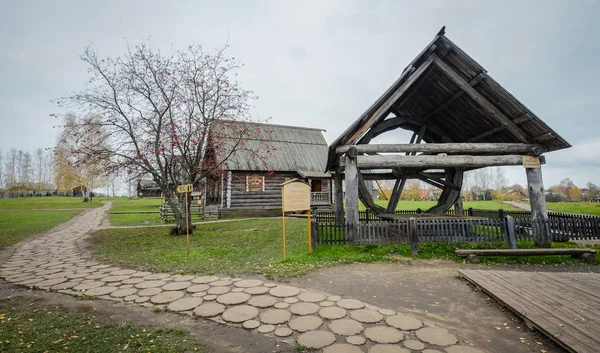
505,216,517,249
186,191,190,256
526,167,550,247
333,168,345,224
307,209,312,254
282,191,287,261
454,195,464,216
345,150,360,241
409,217,418,255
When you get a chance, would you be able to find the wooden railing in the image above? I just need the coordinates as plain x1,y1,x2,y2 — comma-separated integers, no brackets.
311,192,330,204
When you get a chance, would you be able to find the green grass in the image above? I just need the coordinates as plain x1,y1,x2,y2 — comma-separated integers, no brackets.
109,198,165,213
0,298,204,353
107,198,212,226
0,209,82,248
361,200,520,211
547,202,600,216
90,218,598,277
0,196,103,209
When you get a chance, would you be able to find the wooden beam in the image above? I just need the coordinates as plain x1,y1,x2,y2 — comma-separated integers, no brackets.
336,143,545,155
433,58,530,144
417,172,460,190
533,132,555,142
526,166,550,247
468,113,533,142
357,172,387,214
361,172,446,180
333,168,344,224
420,73,486,122
356,155,543,169
346,54,437,145
344,155,359,240
416,175,445,189
387,177,407,213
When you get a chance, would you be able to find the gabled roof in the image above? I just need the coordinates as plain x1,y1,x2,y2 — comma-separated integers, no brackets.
214,121,328,172
327,30,570,170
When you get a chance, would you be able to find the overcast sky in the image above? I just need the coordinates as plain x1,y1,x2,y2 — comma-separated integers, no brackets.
1,0,599,188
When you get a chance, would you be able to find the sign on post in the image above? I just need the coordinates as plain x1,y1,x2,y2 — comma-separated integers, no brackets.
281,179,312,261
176,184,193,255
522,156,541,169
177,184,193,193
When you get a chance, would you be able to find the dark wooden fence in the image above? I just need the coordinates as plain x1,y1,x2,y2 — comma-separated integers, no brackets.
313,215,600,246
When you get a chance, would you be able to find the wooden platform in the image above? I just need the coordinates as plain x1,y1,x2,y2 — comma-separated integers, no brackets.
459,270,600,353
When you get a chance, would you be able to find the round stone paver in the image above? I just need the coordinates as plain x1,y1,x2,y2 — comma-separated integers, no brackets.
404,339,426,350
231,288,245,293
297,330,336,350
260,309,292,324
346,335,367,345
192,276,219,284
143,273,171,280
109,269,137,276
187,284,210,293
327,295,341,301
416,327,458,347
350,309,384,323
364,326,404,344
444,345,485,353
110,288,138,298
194,302,226,318
122,278,145,284
337,298,365,310
379,309,396,316
257,324,275,333
138,287,163,296
73,281,105,291
319,306,347,320
248,295,277,308
124,295,138,302
234,279,263,288
244,286,269,295
216,292,250,305
84,286,118,296
274,327,293,337
274,302,290,309
222,305,259,323
207,286,230,295
369,344,411,353
269,285,301,298
204,294,217,301
209,280,232,287
386,314,423,330
162,281,191,291
173,275,196,282
320,301,335,307
242,320,261,329
36,278,69,287
150,290,185,304
135,296,150,303
167,297,203,312
289,315,323,332
264,283,277,288
284,297,299,304
289,302,320,315
101,275,131,283
135,280,166,289
329,318,364,336
324,343,363,353
298,292,327,303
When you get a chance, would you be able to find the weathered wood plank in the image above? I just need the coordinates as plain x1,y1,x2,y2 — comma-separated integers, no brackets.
434,58,531,144
334,168,344,224
344,155,359,240
455,248,596,256
336,143,545,155
526,167,550,247
356,154,533,169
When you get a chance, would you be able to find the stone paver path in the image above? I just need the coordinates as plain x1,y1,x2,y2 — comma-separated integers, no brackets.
0,203,484,353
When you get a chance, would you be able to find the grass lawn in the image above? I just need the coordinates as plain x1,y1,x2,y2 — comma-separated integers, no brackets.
109,198,164,213
0,196,103,209
0,298,204,353
547,202,600,216
107,198,211,226
361,200,520,211
0,209,82,248
90,218,598,278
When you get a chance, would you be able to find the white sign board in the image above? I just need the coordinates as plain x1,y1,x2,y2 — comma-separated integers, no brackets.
282,181,310,212
522,156,541,169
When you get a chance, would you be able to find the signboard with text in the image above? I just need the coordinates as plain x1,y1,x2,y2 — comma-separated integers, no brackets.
522,156,541,169
282,180,310,212
177,184,193,193
247,175,264,191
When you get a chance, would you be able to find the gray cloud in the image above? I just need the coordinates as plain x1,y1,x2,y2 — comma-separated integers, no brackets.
1,0,598,187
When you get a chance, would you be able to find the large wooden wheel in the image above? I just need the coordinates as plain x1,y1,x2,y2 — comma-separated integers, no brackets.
354,117,463,216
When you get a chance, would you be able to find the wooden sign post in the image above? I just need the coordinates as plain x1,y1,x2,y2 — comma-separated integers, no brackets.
177,184,193,255
281,179,311,261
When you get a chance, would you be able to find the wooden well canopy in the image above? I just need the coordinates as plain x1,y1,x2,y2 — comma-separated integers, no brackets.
327,28,570,246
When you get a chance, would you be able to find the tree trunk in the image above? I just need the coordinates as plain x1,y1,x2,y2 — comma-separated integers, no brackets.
82,189,89,202
166,191,193,235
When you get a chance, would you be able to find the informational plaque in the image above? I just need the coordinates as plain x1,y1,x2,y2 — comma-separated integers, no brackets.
176,184,193,193
282,180,310,212
522,156,541,169
247,175,264,191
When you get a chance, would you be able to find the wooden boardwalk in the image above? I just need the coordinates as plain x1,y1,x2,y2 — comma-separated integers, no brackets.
459,270,600,353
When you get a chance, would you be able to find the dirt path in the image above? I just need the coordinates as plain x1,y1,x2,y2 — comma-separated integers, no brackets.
1,202,483,353
504,201,531,211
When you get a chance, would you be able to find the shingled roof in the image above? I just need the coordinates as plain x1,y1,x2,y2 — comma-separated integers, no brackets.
214,121,328,173
327,30,570,170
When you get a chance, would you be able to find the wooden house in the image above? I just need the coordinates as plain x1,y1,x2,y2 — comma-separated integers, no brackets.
204,121,331,218
136,179,163,198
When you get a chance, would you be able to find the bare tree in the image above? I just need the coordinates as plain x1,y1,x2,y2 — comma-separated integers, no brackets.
55,42,266,234
0,149,4,190
4,148,18,189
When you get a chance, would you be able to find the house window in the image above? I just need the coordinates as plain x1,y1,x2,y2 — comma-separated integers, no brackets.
311,180,322,192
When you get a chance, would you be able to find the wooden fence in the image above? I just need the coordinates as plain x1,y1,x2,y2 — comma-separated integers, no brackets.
313,216,600,247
